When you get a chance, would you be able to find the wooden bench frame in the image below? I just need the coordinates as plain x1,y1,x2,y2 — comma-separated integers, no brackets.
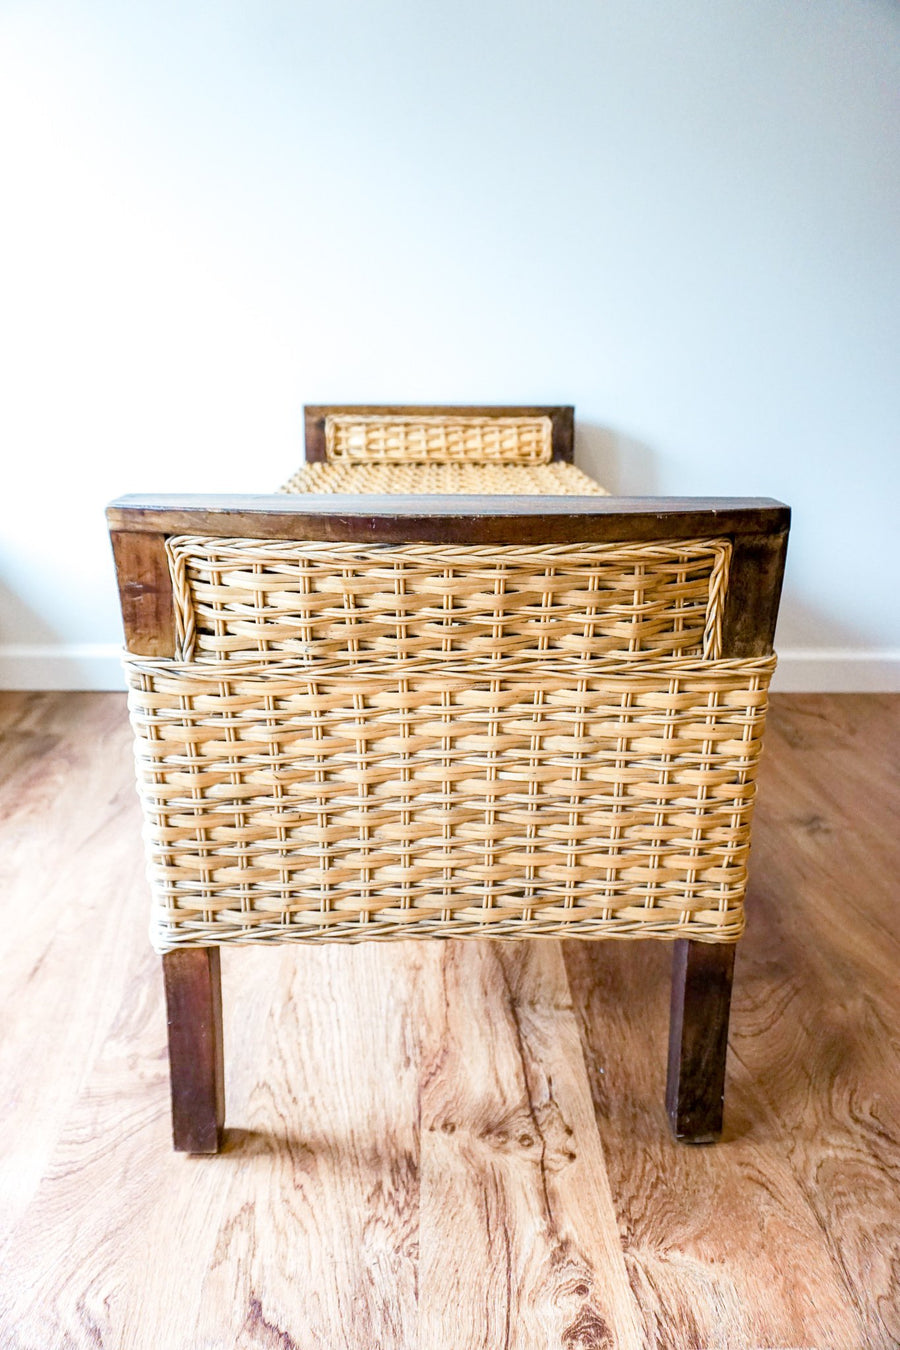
108,413,789,1153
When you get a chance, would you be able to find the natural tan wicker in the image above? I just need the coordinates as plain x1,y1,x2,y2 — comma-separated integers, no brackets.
127,525,766,952
120,416,778,956
125,652,774,951
165,537,730,665
280,460,606,496
323,411,553,464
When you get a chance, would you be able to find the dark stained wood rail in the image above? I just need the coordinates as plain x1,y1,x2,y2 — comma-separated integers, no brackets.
107,492,789,544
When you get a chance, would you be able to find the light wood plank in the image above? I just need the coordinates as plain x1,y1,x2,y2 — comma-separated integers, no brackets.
418,940,645,1350
193,943,422,1349
564,939,868,1349
0,694,143,1254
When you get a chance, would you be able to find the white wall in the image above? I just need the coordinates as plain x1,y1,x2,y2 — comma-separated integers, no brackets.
1,0,898,691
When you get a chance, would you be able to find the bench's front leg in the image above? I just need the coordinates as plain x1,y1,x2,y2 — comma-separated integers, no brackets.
666,938,736,1143
162,948,225,1153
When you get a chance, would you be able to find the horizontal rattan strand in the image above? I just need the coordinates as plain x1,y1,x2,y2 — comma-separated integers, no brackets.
280,461,606,496
125,654,773,952
165,537,731,665
324,412,553,464
148,916,746,948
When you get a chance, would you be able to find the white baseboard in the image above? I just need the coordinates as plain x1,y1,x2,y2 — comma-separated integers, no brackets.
0,644,126,691
0,644,898,694
770,649,900,692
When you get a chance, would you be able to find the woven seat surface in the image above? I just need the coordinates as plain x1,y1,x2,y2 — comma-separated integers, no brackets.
280,460,607,496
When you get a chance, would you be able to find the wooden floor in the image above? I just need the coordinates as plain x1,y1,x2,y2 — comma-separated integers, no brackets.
0,693,898,1350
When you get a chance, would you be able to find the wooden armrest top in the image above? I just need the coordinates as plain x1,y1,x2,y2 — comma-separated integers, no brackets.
107,493,790,544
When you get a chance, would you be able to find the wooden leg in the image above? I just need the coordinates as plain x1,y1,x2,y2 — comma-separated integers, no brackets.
162,948,225,1153
666,939,736,1143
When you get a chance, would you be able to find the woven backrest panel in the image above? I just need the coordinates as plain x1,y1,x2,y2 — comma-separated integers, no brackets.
324,412,553,464
125,654,774,951
166,537,731,665
280,461,606,496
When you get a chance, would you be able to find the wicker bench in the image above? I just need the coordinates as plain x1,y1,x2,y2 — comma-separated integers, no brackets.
108,405,789,1151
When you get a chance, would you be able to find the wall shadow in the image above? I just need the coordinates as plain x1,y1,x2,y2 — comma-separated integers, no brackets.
574,420,661,495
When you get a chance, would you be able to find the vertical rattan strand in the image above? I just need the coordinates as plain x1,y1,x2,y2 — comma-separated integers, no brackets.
179,680,212,931
340,557,359,661
138,669,173,942
393,562,413,913
482,563,509,914
630,562,645,654
222,664,251,934
263,683,290,933
564,672,589,922
353,683,371,929
439,683,453,923
729,670,762,911
673,555,687,656
604,687,634,922
210,558,226,665
650,675,679,922
310,675,332,926
522,684,545,922
438,557,454,921
690,687,719,925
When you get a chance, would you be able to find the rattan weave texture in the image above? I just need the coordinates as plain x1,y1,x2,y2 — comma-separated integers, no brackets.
324,412,552,463
280,461,605,496
125,653,774,951
123,422,776,951
165,537,731,665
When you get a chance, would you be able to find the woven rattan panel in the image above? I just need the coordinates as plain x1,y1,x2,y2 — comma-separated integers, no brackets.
125,654,774,951
324,412,553,464
166,538,731,665
280,461,606,496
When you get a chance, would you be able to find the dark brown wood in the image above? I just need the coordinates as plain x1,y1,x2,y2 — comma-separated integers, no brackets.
109,530,176,657
162,948,225,1153
303,405,328,463
303,405,576,463
107,493,790,546
549,406,575,463
721,528,790,658
662,523,788,1138
666,939,736,1142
